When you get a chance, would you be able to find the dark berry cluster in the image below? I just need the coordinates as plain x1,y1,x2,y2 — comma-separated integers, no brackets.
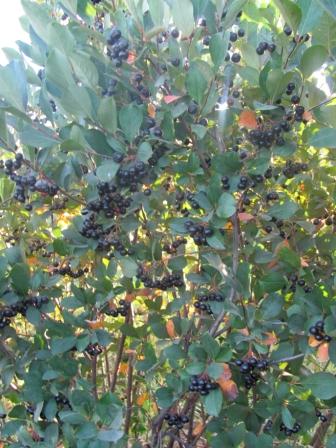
0,296,49,329
287,274,312,294
282,160,308,178
315,410,328,423
163,238,187,254
184,221,213,246
132,73,151,101
1,154,58,208
247,124,288,149
107,237,134,257
188,376,218,395
256,41,276,55
117,161,148,190
235,357,269,389
85,343,103,357
53,264,88,278
136,266,184,290
164,412,189,429
106,26,129,67
185,191,201,210
309,320,331,343
91,0,102,4
194,292,225,315
280,421,301,436
104,299,130,317
50,99,57,112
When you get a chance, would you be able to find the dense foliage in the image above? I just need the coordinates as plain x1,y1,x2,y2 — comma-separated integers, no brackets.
0,0,336,446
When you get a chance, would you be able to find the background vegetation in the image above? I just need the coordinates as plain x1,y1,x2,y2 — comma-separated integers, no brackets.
0,0,336,446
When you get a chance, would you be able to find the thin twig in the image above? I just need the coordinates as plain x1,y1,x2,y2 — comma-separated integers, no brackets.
92,355,98,399
209,212,239,337
308,95,336,112
110,332,127,392
270,353,305,365
311,410,333,448
124,353,134,434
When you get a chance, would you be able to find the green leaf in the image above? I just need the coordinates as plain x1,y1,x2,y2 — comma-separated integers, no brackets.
119,104,142,141
210,32,229,67
0,60,28,112
278,247,301,269
96,161,120,182
316,0,336,19
119,257,138,278
281,407,295,429
51,336,77,355
268,200,299,220
327,434,336,448
70,53,99,88
274,0,302,31
309,128,336,148
201,333,220,359
204,388,223,416
186,61,212,104
22,0,51,42
60,0,78,15
11,263,30,294
171,0,194,37
0,178,15,202
137,142,153,162
98,429,123,442
298,0,324,34
260,272,286,293
148,0,164,26
266,69,294,102
20,124,59,148
98,97,118,134
216,192,236,218
300,46,328,78
303,373,336,399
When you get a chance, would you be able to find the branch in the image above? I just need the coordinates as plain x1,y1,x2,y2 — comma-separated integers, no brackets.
308,96,336,112
124,352,134,434
270,353,305,365
110,331,127,392
311,410,333,448
209,211,239,337
92,355,98,399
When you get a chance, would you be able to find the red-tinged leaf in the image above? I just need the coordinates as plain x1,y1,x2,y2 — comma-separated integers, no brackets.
218,379,239,401
163,95,181,104
317,343,329,362
238,110,258,129
217,363,232,381
303,110,313,122
86,319,105,329
261,331,277,346
127,50,136,64
193,422,204,436
166,320,176,338
238,212,255,222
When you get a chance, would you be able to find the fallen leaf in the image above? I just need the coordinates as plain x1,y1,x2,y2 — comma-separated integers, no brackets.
163,95,181,104
317,343,329,362
238,212,255,222
166,320,176,338
136,392,149,405
148,103,156,118
238,109,258,129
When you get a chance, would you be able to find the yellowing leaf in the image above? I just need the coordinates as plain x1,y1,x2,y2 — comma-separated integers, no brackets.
86,319,105,329
238,110,258,129
193,422,204,437
309,336,321,347
166,320,176,338
148,103,156,118
27,256,38,266
136,392,149,405
119,362,129,375
317,343,329,362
